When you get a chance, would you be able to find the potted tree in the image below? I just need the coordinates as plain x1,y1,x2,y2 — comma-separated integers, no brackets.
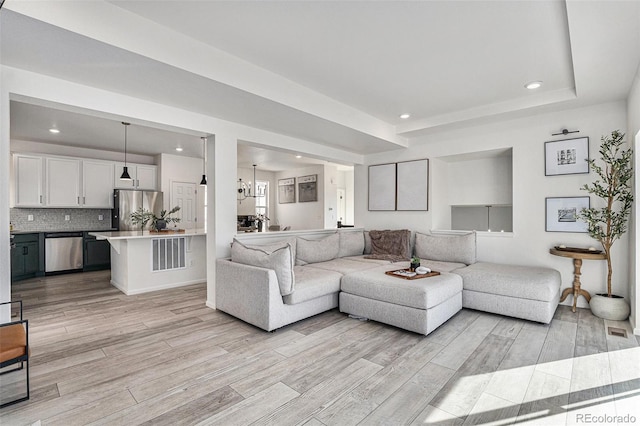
579,130,633,320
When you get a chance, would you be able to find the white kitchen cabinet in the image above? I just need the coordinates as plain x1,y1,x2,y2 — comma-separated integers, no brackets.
135,164,158,190
83,159,115,208
13,154,44,207
46,157,81,207
114,163,158,190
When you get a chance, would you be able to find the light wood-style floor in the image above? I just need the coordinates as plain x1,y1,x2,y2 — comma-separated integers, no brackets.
2,271,639,425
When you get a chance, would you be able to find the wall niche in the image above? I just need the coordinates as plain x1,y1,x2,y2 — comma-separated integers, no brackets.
436,148,513,232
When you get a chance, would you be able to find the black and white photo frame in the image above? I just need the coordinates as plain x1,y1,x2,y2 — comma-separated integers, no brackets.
544,137,589,176
545,196,590,232
278,178,295,204
298,174,318,202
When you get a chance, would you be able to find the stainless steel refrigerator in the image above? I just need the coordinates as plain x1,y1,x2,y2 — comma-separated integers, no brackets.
112,189,163,231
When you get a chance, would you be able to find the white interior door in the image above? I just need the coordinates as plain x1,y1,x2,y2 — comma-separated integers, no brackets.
171,181,197,229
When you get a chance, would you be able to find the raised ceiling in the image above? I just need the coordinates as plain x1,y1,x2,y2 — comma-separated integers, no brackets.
2,1,639,160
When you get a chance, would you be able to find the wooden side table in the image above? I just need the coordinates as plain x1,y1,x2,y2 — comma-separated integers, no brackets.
549,248,606,312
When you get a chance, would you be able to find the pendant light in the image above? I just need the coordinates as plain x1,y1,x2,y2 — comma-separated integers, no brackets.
199,136,207,186
120,122,132,180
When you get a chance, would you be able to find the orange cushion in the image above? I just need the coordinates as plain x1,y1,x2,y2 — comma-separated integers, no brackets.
0,323,27,363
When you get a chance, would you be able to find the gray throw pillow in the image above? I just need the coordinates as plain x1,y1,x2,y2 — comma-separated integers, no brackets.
414,231,476,265
231,239,295,295
296,233,339,265
338,231,365,257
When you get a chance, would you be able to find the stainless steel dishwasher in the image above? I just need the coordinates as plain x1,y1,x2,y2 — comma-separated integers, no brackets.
44,232,83,273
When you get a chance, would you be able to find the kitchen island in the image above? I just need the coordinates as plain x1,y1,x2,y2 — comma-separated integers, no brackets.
89,229,206,295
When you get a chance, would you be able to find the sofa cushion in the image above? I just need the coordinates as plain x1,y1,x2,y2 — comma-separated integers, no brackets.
455,262,561,302
338,231,365,258
283,266,342,305
340,266,463,310
416,259,467,273
364,231,372,254
305,258,380,275
296,233,339,265
231,239,295,296
414,232,476,265
342,255,392,266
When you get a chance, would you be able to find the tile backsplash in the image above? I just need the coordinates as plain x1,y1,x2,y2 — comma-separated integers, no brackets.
11,208,113,232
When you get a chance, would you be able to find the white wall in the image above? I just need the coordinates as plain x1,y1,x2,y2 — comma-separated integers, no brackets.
275,165,325,230
627,65,640,334
324,164,338,229
345,169,355,225
356,101,629,309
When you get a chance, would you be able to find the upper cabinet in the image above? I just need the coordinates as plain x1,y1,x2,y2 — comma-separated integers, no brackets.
46,157,81,207
13,154,44,207
13,153,155,208
83,160,115,208
113,162,158,190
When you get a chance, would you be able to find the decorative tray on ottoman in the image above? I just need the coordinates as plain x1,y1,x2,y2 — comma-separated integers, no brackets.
385,269,441,280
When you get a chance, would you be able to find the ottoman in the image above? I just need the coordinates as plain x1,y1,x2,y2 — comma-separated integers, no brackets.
455,262,561,323
339,266,463,335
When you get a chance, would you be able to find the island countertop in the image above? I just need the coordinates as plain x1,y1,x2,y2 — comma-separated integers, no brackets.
89,229,206,240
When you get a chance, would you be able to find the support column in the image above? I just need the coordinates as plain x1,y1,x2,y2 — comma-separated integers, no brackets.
206,131,237,309
0,68,11,308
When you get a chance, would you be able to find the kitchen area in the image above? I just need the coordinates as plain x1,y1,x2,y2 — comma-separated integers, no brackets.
9,101,208,295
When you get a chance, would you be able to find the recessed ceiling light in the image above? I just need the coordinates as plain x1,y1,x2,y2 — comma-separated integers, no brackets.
295,155,302,159
175,146,183,152
49,128,60,134
525,81,543,90
399,113,411,119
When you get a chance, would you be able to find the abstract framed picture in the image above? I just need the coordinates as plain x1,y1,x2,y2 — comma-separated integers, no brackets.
545,196,590,232
368,163,396,211
396,159,429,211
278,178,295,204
544,137,589,176
298,174,318,202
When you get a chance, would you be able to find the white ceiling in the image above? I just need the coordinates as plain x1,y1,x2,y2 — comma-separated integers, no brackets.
2,1,640,166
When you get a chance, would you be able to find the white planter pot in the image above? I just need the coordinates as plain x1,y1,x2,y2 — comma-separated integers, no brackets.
589,294,630,321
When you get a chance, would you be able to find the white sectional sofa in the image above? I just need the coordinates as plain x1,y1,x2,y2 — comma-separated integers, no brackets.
215,229,561,334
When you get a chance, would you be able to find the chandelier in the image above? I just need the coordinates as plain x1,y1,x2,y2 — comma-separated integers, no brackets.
237,164,265,202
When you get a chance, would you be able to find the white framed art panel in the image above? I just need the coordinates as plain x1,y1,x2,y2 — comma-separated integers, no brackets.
368,163,396,211
397,159,428,211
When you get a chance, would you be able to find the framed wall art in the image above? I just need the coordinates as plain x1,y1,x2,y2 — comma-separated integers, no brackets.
544,137,589,176
298,174,318,202
278,178,295,204
545,196,590,232
368,163,396,211
396,159,429,211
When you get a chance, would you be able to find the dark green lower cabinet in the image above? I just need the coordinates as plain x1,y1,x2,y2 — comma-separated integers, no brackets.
11,234,43,282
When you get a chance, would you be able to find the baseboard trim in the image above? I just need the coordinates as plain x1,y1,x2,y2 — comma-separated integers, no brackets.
110,279,205,296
